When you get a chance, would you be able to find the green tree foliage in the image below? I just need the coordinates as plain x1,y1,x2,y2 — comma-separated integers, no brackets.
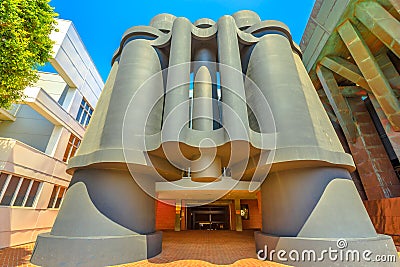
0,0,57,108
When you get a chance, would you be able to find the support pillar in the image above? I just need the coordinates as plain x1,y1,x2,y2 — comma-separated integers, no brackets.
356,1,400,58
217,16,249,140
190,66,222,182
45,126,71,160
193,43,220,129
316,65,357,142
389,0,400,14
255,167,398,266
319,56,371,91
317,66,400,199
338,20,400,130
31,39,164,267
31,168,162,267
376,52,400,92
235,198,242,232
175,200,181,231
162,18,191,140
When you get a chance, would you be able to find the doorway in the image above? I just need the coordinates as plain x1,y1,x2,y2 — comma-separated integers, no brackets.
187,205,230,230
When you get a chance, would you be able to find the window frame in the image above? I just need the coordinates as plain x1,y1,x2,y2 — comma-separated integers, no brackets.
47,185,67,209
63,133,81,162
76,97,94,127
0,173,42,208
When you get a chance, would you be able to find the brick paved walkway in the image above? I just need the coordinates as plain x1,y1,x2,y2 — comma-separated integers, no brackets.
0,230,286,267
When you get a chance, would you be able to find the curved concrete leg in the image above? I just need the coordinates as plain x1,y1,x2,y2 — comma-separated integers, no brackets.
31,168,162,267
255,167,399,266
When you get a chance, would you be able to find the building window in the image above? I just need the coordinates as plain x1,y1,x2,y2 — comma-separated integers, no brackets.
0,173,42,207
47,185,66,209
63,133,81,162
76,98,93,126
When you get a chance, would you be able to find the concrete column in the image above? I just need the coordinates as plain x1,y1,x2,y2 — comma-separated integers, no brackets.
181,200,186,230
375,52,400,92
90,39,164,151
162,18,191,140
190,66,222,182
31,41,164,266
217,16,249,139
355,1,400,58
317,66,400,199
193,46,220,128
338,20,400,130
234,198,242,232
260,167,375,237
174,200,181,231
389,0,400,14
192,66,214,131
31,168,162,266
246,33,315,143
45,126,70,160
316,66,357,142
255,167,398,266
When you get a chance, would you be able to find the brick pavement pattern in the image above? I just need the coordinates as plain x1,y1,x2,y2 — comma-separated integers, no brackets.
0,230,287,267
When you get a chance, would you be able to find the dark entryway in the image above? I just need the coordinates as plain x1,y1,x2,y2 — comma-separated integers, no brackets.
187,205,230,230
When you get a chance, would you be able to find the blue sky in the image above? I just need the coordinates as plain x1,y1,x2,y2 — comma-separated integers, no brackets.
49,0,315,81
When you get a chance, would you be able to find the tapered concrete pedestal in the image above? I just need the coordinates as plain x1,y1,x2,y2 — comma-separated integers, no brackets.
31,168,162,267
255,167,399,266
255,232,398,266
32,231,162,267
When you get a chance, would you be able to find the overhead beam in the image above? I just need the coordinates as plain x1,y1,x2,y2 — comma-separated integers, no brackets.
338,20,400,131
316,65,357,143
317,89,340,123
339,86,368,97
375,52,400,92
320,56,371,91
389,0,400,15
356,1,400,58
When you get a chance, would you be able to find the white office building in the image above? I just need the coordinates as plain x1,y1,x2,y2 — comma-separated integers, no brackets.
0,19,104,248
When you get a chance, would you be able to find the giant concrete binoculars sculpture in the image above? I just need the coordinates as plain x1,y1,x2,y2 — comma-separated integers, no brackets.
31,10,398,267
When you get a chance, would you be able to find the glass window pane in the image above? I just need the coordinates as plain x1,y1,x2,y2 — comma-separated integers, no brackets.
25,181,40,207
85,115,91,126
69,146,78,159
76,106,83,121
47,185,58,208
63,142,72,162
80,111,88,125
54,187,66,208
13,179,30,206
73,137,80,146
0,176,20,206
0,173,9,192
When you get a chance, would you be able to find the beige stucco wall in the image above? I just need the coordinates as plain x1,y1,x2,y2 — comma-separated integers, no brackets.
0,18,103,249
0,207,58,248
